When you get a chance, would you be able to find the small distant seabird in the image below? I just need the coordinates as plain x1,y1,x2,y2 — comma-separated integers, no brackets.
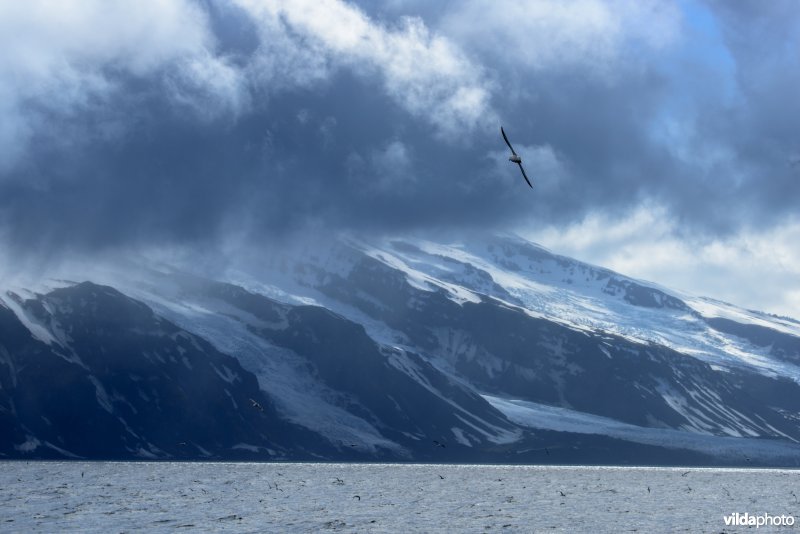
249,398,264,411
501,126,533,188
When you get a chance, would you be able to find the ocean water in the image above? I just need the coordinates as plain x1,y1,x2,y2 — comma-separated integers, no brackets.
1,462,798,532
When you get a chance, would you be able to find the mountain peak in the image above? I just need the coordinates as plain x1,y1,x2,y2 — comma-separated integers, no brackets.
2,234,800,465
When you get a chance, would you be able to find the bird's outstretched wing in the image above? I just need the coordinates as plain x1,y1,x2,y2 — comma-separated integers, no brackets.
501,126,517,155
517,163,533,188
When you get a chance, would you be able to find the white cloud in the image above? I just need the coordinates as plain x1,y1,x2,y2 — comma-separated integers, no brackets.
442,0,682,77
0,0,246,171
235,0,495,135
0,0,497,172
165,51,249,121
527,203,800,318
244,7,334,92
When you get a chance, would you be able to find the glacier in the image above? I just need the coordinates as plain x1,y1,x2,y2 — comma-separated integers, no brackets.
2,233,800,464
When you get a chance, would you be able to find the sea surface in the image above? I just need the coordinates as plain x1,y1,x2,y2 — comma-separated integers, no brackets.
1,462,798,532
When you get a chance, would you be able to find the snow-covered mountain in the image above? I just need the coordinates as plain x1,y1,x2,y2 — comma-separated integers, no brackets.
2,233,800,465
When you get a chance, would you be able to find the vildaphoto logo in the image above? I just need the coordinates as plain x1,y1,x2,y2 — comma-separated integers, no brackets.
723,512,795,528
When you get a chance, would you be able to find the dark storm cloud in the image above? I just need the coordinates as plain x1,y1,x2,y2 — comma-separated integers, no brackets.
697,0,800,229
436,0,799,237
0,70,516,252
1,0,798,257
0,0,501,254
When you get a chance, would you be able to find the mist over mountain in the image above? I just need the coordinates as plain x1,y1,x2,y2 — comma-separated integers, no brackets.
2,233,799,465
2,1,800,469
1,1,799,320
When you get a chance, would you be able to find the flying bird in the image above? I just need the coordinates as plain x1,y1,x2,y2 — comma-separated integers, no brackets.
501,126,532,188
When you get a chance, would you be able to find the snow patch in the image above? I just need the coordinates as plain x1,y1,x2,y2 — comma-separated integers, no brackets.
0,293,59,346
483,395,800,459
232,443,262,453
88,376,114,414
14,435,41,453
450,427,473,447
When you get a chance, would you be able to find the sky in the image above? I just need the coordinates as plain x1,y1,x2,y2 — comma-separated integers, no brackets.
0,0,798,316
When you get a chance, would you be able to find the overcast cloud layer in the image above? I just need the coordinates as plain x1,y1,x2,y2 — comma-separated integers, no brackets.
0,1,798,314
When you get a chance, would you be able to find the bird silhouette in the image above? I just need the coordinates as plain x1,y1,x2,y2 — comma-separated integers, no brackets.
501,126,533,188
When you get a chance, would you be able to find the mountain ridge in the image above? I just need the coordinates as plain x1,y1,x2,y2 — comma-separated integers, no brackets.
2,233,799,465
